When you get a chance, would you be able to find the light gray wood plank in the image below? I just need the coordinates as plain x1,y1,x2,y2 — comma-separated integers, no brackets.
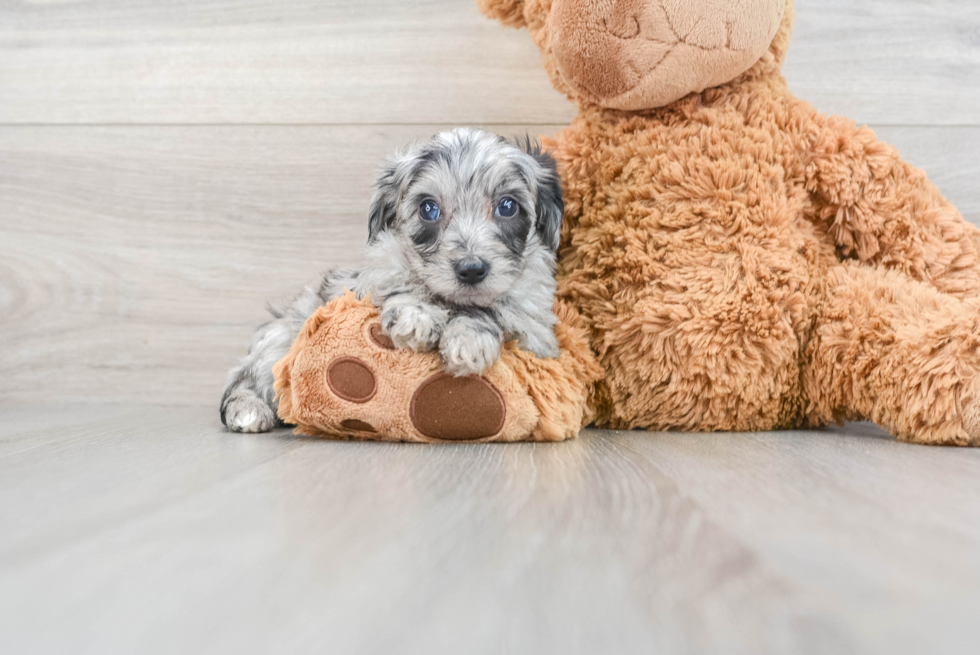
0,404,302,567
873,126,980,219
0,0,977,126
783,0,980,126
0,406,978,654
0,0,575,125
2,124,979,405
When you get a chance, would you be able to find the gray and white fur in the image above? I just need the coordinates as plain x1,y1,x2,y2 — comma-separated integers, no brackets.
221,127,565,432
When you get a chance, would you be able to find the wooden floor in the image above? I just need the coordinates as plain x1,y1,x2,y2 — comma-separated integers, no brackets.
0,405,978,654
2,1,980,652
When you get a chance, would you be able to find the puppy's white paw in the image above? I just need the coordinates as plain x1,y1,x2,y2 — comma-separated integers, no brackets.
223,394,277,433
382,303,444,352
440,323,502,377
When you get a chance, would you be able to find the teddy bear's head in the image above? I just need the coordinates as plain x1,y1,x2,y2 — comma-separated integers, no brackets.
477,0,794,111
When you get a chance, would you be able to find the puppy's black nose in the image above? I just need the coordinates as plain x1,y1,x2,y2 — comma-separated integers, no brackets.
454,258,489,285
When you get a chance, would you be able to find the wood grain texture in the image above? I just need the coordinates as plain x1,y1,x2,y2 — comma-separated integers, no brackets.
3,124,979,405
0,124,561,404
0,0,574,125
0,0,978,126
783,0,980,125
0,405,978,654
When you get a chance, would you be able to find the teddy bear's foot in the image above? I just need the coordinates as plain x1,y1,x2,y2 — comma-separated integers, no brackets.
273,292,602,442
958,378,980,446
223,391,278,433
897,376,980,446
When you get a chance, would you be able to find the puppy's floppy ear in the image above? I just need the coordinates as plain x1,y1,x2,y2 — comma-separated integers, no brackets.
518,137,564,251
367,160,400,242
368,146,425,242
475,0,527,28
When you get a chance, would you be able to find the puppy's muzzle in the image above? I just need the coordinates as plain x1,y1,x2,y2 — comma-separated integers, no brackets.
454,258,490,286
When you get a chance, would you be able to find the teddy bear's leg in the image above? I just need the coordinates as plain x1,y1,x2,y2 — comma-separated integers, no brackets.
804,116,980,300
804,261,980,446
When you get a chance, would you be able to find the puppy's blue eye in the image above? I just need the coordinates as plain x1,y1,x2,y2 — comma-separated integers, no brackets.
419,199,441,222
496,197,518,218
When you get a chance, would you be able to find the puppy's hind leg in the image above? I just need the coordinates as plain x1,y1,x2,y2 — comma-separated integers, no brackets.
221,318,295,433
221,275,344,432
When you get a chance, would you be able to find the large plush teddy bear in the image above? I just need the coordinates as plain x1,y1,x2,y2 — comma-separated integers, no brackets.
469,0,980,445
276,0,980,446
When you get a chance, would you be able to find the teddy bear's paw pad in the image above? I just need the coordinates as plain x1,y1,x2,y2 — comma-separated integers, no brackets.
410,372,506,441
368,323,396,350
326,357,377,403
340,418,377,433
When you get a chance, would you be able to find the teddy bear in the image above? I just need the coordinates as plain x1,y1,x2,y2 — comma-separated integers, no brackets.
275,0,980,446
469,0,980,445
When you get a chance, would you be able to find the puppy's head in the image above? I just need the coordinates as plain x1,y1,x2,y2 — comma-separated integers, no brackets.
367,128,563,307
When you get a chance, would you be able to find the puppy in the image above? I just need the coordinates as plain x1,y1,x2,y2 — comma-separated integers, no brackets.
221,127,565,433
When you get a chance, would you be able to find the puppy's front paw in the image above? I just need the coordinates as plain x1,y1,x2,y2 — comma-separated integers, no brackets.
223,393,277,433
440,323,502,377
382,303,444,352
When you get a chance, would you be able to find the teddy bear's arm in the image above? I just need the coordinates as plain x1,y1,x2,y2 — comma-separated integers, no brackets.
803,114,980,299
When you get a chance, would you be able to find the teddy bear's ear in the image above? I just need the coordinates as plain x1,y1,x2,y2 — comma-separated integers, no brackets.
475,0,527,28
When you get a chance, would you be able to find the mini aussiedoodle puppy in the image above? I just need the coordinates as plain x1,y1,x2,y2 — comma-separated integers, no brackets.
221,127,565,433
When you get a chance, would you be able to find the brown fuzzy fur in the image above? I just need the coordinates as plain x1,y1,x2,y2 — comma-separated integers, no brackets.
477,0,980,445
274,292,602,442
